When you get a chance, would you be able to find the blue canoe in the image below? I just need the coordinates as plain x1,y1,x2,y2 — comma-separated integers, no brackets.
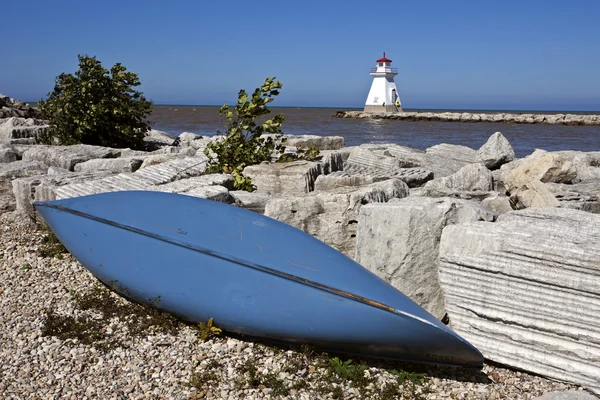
34,191,483,368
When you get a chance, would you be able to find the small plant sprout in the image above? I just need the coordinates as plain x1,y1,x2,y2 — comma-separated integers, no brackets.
198,318,222,341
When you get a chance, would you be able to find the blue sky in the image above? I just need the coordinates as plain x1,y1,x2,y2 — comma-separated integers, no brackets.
2,0,599,110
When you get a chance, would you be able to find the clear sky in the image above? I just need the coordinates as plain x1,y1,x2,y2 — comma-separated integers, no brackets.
2,0,599,111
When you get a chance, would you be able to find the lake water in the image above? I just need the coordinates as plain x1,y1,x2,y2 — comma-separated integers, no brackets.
149,106,600,158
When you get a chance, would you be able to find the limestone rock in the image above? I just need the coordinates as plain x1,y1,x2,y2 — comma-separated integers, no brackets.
361,143,426,168
356,197,483,319
423,163,493,197
0,117,49,144
73,157,144,173
154,174,233,193
546,181,600,213
265,179,409,257
144,129,175,150
505,150,577,191
535,390,598,400
22,144,122,171
0,94,43,118
12,170,114,218
316,166,433,190
282,134,345,150
509,180,561,209
0,160,48,214
54,157,207,200
0,146,18,163
424,143,478,178
481,193,513,215
476,131,515,169
555,151,600,182
229,190,274,214
439,208,600,394
243,160,323,194
346,146,411,170
317,150,344,174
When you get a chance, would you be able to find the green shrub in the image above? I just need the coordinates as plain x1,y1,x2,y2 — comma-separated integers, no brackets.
38,54,153,150
204,77,286,191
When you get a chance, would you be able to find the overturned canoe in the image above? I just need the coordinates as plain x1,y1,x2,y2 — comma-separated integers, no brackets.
34,191,483,368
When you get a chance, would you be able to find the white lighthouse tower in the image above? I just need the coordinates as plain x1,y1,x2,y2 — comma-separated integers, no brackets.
364,52,402,113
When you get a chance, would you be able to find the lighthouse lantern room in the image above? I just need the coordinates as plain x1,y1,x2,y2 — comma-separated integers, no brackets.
364,52,402,113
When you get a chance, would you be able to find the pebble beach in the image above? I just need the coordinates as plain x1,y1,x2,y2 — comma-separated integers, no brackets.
1,212,589,400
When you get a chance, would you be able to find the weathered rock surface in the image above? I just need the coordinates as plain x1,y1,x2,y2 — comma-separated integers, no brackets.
282,134,345,150
546,181,600,213
422,163,493,198
143,129,176,150
53,157,208,200
476,131,515,169
424,143,478,178
265,179,409,257
0,161,48,214
320,165,433,189
150,173,233,202
555,151,600,182
0,95,38,117
73,157,144,173
346,146,414,170
243,160,323,194
22,144,122,171
0,146,18,163
505,150,577,191
535,390,599,400
481,193,513,215
509,180,561,209
229,190,274,214
0,117,49,144
439,207,600,395
12,170,115,217
356,197,483,319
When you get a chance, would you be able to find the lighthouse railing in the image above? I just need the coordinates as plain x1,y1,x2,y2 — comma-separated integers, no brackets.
370,67,398,73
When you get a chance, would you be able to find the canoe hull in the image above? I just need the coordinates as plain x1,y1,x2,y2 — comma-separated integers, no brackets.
34,191,483,367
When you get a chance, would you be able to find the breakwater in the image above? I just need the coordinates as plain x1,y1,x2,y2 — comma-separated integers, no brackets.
334,110,600,125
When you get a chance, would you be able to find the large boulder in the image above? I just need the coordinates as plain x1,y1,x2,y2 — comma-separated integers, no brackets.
555,151,600,182
0,94,42,118
318,166,433,189
282,134,345,150
243,161,324,194
12,170,114,218
73,157,144,173
475,131,515,169
54,156,208,200
423,143,478,178
509,180,561,209
438,207,600,395
505,150,577,191
0,117,49,144
22,144,122,171
0,160,48,214
355,197,483,319
422,163,493,198
345,146,414,170
0,146,18,163
265,179,409,257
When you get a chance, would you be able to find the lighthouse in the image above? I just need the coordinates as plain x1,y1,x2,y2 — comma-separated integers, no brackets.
364,52,402,113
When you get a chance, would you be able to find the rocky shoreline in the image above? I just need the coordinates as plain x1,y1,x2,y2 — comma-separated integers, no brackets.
1,99,600,399
333,110,600,126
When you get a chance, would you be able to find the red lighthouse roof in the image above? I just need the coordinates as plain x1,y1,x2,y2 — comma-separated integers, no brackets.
376,52,392,62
